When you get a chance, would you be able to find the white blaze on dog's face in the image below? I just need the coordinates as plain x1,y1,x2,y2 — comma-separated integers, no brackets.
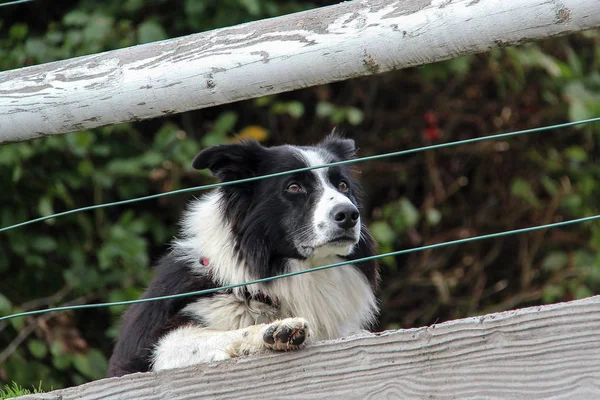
292,148,361,259
190,135,365,278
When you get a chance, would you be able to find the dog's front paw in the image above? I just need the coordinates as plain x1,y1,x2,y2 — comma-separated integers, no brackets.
262,318,309,350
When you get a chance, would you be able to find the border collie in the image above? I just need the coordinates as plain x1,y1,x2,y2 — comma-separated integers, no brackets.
108,135,379,377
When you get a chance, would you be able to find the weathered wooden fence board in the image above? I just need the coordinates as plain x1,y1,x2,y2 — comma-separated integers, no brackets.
20,295,600,399
2,0,600,143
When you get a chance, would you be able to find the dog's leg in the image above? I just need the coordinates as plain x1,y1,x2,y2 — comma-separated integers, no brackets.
152,317,309,371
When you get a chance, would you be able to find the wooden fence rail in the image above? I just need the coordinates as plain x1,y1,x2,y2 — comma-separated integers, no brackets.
20,295,600,399
1,0,600,144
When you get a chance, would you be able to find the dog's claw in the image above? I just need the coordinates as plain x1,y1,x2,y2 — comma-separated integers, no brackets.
262,318,309,350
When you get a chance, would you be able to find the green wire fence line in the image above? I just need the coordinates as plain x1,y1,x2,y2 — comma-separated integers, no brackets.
1,116,599,320
0,0,33,7
2,116,600,234
2,213,599,322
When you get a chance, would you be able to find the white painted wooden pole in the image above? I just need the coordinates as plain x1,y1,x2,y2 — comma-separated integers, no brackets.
18,295,600,399
1,0,599,144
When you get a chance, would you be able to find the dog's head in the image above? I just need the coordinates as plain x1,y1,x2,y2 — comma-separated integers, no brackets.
192,134,368,277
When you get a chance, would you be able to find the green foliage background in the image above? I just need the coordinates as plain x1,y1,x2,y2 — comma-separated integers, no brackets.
1,0,600,392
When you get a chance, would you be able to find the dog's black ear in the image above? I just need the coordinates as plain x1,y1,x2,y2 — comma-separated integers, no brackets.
319,133,356,160
192,140,264,182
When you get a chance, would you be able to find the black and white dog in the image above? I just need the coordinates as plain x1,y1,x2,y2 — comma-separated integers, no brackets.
108,135,379,377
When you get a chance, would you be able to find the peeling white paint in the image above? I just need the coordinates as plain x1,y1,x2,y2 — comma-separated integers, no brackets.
0,0,598,143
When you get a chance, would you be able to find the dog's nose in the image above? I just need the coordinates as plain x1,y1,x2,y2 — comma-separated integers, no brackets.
331,204,359,229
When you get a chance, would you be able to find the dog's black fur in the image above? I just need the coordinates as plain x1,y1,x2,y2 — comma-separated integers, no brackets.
108,136,378,377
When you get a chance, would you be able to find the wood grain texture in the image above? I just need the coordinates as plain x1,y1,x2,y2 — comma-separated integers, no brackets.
2,0,600,143
18,295,600,400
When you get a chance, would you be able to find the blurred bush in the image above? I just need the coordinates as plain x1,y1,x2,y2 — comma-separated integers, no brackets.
1,0,599,391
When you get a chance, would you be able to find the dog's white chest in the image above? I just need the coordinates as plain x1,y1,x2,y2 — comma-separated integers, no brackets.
273,261,377,340
183,260,377,341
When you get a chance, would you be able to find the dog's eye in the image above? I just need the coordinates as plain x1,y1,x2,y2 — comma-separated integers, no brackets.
286,183,303,193
338,181,349,192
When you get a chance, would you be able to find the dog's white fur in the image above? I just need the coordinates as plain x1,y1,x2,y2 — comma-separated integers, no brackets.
294,148,360,258
151,148,377,371
152,318,310,370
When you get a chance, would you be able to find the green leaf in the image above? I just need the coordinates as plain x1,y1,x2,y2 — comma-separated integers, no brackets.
153,123,179,150
77,160,94,177
561,194,582,213
63,10,90,26
510,178,540,207
46,31,64,45
12,165,22,182
564,146,588,162
38,197,54,217
540,176,558,196
573,250,596,270
10,310,24,330
330,109,345,124
399,198,420,228
381,198,420,232
184,0,208,18
240,0,261,15
139,151,164,167
370,221,396,244
137,20,168,44
31,236,58,253
566,47,583,77
9,24,28,40
28,340,48,359
542,284,565,304
72,373,87,386
448,56,471,76
574,285,593,300
346,108,364,125
83,15,114,43
0,293,12,314
124,0,145,12
213,111,238,135
254,96,273,107
106,158,141,176
316,102,334,118
49,341,64,357
73,349,108,380
24,38,48,62
52,354,73,371
68,131,94,156
286,101,305,119
542,252,568,271
565,83,594,124
201,132,227,148
426,208,442,226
